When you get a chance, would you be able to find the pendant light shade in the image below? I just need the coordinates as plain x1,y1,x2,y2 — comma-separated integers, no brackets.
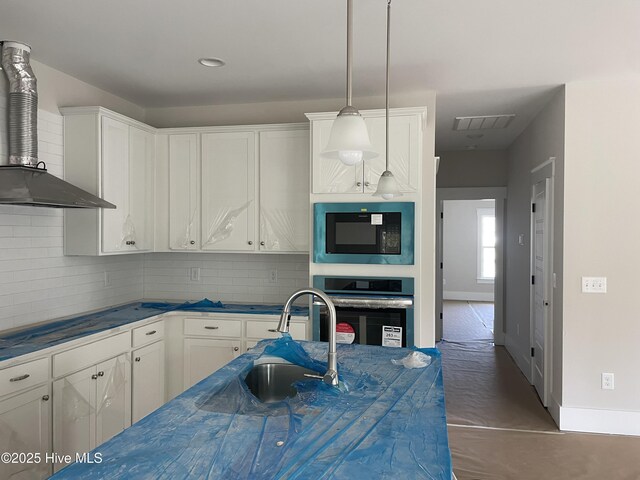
373,0,402,200
322,0,377,166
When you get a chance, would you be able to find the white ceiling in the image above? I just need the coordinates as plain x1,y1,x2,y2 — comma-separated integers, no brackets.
1,0,639,150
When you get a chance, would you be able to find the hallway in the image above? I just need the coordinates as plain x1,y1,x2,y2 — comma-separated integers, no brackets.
439,301,640,479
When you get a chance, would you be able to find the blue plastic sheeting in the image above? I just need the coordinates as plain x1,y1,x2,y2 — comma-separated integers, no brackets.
0,301,309,362
52,338,452,479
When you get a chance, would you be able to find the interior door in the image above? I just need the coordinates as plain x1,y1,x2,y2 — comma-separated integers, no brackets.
531,179,550,405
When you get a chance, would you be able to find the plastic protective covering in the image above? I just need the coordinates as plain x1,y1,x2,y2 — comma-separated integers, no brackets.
260,209,297,251
175,208,198,249
120,214,137,248
0,418,49,479
51,337,452,479
320,160,359,193
203,201,251,247
97,356,127,415
0,301,309,362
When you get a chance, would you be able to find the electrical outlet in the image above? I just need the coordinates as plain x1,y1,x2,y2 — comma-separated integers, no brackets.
602,372,614,390
582,276,607,293
190,267,200,282
103,271,111,287
267,269,278,284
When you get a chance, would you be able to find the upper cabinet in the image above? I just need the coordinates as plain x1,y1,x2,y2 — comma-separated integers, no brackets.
306,107,425,195
155,124,310,254
259,130,310,252
62,107,155,256
201,132,256,251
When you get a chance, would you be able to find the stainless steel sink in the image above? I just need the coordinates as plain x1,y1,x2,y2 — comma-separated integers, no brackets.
244,363,318,403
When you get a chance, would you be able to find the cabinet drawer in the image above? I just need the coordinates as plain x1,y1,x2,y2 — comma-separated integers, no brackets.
184,317,241,338
246,320,306,340
53,332,129,378
0,357,49,397
132,320,165,348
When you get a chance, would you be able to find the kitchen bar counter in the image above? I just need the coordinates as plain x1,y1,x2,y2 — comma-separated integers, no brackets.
51,337,452,479
0,300,309,362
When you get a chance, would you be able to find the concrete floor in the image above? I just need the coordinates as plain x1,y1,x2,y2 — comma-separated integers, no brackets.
440,301,640,479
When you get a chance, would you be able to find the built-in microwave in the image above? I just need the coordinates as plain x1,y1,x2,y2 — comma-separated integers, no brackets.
313,202,414,264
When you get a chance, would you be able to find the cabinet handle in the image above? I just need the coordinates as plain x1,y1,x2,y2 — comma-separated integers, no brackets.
135,357,141,362
145,330,157,336
131,241,136,246
248,241,253,245
9,374,30,382
260,241,265,246
42,395,50,402
97,371,105,377
91,374,98,380
233,347,239,352
364,181,370,187
267,328,278,333
204,326,219,330
190,240,196,245
356,181,362,187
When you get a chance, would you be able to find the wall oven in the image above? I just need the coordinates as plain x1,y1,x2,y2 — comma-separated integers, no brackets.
312,276,414,348
313,202,415,264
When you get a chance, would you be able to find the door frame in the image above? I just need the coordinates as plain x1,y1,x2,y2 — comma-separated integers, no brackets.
436,187,507,345
530,158,555,406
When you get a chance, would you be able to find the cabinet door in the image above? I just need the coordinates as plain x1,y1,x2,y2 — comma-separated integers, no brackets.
311,118,363,194
183,338,241,391
101,116,130,253
259,130,310,252
129,126,155,251
132,341,165,424
53,365,96,471
362,115,420,193
0,385,51,480
95,355,131,446
201,132,256,251
169,134,200,250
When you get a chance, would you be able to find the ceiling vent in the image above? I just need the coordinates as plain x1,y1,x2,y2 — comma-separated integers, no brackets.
453,114,515,131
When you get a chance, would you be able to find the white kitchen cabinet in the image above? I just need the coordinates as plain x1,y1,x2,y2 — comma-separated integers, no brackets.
169,134,200,250
183,338,241,390
259,130,310,252
132,341,165,424
0,385,51,480
53,354,130,471
201,132,256,251
307,107,425,195
62,107,155,255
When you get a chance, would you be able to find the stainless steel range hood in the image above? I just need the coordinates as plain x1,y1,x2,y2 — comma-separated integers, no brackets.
0,41,115,209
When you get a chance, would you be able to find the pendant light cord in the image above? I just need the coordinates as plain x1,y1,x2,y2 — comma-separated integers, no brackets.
385,0,391,171
346,0,353,106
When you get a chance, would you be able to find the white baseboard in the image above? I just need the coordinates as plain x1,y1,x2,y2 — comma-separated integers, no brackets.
444,291,494,302
504,333,532,383
548,394,561,427
559,405,640,436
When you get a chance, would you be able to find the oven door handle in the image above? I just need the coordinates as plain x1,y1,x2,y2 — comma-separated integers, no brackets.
314,295,413,309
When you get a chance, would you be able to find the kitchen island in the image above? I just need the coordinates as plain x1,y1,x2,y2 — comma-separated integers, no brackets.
51,336,452,479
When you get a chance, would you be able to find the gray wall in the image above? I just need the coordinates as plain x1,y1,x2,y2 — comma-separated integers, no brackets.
505,86,565,406
437,150,508,188
443,200,495,301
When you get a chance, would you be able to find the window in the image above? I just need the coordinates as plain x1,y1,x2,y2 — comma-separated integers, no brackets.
477,208,495,282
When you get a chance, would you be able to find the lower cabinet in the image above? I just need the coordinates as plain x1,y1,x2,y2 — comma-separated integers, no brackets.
183,338,241,391
132,341,165,423
52,354,131,472
0,385,51,480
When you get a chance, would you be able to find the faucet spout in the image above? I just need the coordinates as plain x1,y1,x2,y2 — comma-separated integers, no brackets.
278,287,339,386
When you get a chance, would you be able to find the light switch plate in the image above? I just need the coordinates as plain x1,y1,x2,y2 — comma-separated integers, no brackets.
582,276,607,293
190,267,200,282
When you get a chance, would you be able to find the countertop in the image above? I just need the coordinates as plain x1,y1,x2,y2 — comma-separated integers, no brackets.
51,337,452,479
0,300,309,362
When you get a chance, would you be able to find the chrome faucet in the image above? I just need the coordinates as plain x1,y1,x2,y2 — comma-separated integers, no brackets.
277,287,338,386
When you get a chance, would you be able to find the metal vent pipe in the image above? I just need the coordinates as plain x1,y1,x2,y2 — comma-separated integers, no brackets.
1,41,38,166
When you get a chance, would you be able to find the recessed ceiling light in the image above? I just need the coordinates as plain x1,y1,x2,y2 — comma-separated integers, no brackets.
198,57,225,67
466,134,484,140
465,145,478,150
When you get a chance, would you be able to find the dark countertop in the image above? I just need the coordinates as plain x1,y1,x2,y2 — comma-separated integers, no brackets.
51,337,452,479
0,300,309,362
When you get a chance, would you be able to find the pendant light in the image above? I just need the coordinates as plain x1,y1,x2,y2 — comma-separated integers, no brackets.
373,0,402,200
322,0,377,166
